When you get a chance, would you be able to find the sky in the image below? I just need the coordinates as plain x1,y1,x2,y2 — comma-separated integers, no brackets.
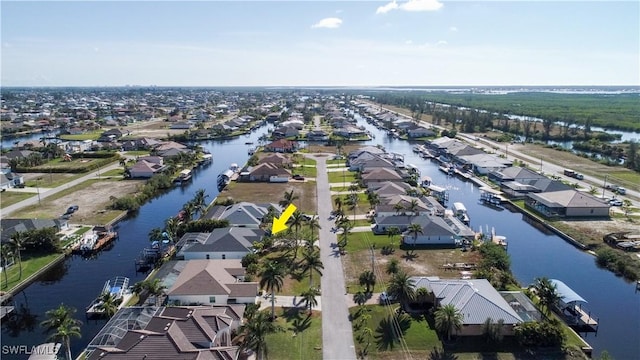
1,0,639,87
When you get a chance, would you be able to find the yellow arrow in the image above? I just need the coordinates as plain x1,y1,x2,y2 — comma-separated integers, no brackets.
271,204,297,235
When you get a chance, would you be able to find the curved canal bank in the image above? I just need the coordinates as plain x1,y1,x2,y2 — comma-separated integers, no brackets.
2,117,639,359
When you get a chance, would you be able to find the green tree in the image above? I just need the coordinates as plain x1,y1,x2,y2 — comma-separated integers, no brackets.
407,222,423,252
9,231,28,279
358,270,376,293
434,303,464,341
236,310,283,360
279,190,299,208
386,271,415,310
191,188,209,219
353,290,368,307
41,304,82,360
300,287,320,314
145,279,167,306
287,210,306,259
300,248,324,287
260,261,285,320
532,277,562,317
96,291,123,318
386,226,401,246
385,258,400,275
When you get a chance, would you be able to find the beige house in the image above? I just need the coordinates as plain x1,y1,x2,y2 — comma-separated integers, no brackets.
525,189,610,218
167,259,258,306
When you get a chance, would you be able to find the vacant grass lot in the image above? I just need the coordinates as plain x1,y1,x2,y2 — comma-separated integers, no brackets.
218,181,317,214
265,308,322,360
58,130,103,140
342,231,483,293
0,191,35,207
328,171,357,183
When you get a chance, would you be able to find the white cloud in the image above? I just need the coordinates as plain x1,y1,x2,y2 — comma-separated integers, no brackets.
405,40,413,45
449,26,458,32
376,1,398,14
377,0,443,14
311,17,343,29
436,40,448,46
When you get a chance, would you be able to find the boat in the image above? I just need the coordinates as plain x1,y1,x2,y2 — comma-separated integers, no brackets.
439,164,454,175
248,147,256,155
86,276,131,317
452,202,470,225
479,187,504,208
73,227,117,254
245,141,254,145
175,169,192,184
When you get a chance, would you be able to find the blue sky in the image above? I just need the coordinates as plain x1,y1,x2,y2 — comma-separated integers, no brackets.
1,1,638,86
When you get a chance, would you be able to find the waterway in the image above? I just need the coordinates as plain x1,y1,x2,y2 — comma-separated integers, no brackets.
2,118,639,359
1,129,266,359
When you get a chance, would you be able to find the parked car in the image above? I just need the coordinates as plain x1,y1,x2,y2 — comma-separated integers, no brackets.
379,291,396,304
66,205,79,214
292,174,305,181
609,199,623,206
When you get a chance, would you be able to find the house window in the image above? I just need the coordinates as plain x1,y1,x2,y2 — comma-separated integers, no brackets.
209,296,216,303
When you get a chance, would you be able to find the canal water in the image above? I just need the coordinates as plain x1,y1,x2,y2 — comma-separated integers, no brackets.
1,129,266,359
2,118,639,359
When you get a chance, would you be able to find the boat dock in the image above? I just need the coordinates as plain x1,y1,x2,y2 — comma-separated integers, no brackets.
550,279,599,333
72,227,118,255
86,276,132,318
0,305,15,320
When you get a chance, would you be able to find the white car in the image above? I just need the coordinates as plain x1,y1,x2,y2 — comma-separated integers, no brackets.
379,291,396,303
609,199,623,206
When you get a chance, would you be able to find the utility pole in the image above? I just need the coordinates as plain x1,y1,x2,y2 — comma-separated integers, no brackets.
36,177,41,204
602,174,608,199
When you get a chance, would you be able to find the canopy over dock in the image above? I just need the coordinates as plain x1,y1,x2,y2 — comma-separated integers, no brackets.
550,279,587,307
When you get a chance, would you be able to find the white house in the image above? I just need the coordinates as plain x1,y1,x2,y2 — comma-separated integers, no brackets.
166,259,258,306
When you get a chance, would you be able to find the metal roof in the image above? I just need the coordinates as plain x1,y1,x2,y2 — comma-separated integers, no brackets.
550,279,587,304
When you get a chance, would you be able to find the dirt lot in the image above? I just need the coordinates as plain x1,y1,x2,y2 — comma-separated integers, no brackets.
12,178,144,225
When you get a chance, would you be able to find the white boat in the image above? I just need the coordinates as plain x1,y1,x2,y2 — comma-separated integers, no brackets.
452,202,470,225
86,276,130,317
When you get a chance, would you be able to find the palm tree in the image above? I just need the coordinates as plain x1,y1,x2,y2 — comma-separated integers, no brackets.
358,270,376,293
307,216,321,241
407,223,424,251
1,245,13,287
415,287,431,306
353,290,368,307
334,197,343,213
96,291,123,318
41,304,82,360
237,310,283,360
345,193,358,222
9,231,28,279
386,226,401,246
300,287,320,314
387,271,415,310
385,258,400,275
145,279,167,306
393,202,405,216
405,199,420,218
164,217,180,243
434,303,464,341
300,248,323,287
181,201,197,223
148,227,164,243
287,210,306,259
191,188,209,219
532,277,561,317
260,261,285,320
366,191,380,210
279,190,299,208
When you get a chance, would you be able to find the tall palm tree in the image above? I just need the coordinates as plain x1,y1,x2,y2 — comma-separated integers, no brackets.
415,287,431,305
307,216,321,241
393,202,405,216
279,190,299,208
407,223,424,251
287,210,306,259
300,287,320,314
386,226,401,246
145,279,166,306
532,277,561,317
259,261,285,320
164,217,180,243
148,227,164,243
405,199,420,218
337,219,353,253
366,191,380,211
237,310,283,360
41,304,82,360
358,270,376,293
434,303,464,341
300,248,323,287
181,201,197,223
191,188,209,219
96,291,123,318
334,197,343,213
345,193,358,222
386,271,415,310
1,245,13,287
9,231,28,279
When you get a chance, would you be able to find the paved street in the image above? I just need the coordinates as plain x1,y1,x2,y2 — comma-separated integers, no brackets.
313,154,357,360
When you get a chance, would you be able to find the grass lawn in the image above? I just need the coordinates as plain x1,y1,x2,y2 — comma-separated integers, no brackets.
0,191,35,207
123,150,151,156
101,169,124,176
329,184,362,192
22,172,82,188
265,308,322,360
327,171,357,184
0,253,63,292
292,163,318,177
326,159,347,166
350,305,440,359
218,181,317,214
331,193,370,214
59,130,103,140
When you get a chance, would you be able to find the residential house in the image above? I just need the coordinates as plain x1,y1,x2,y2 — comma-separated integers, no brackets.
176,227,265,260
128,159,166,178
409,277,525,336
488,166,546,185
242,163,291,182
204,202,281,228
348,153,395,172
259,153,291,167
458,153,512,175
399,214,475,246
367,181,414,197
407,126,436,138
361,168,403,185
84,305,244,360
307,130,329,141
272,125,300,139
264,139,297,153
169,121,192,130
166,259,258,305
1,218,69,244
525,189,610,218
